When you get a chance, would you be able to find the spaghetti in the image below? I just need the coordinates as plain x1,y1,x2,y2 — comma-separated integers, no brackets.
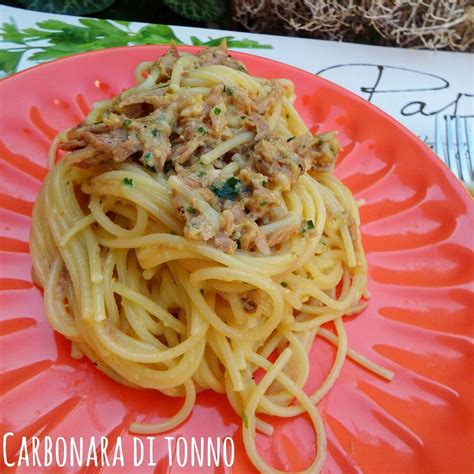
30,44,393,473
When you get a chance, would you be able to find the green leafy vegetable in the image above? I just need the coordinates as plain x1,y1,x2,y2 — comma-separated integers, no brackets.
20,0,116,16
209,177,243,201
1,22,26,44
161,0,225,22
0,18,273,75
122,177,133,187
190,35,272,49
0,50,23,74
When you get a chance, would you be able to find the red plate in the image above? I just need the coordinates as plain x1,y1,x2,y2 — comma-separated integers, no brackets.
1,46,473,473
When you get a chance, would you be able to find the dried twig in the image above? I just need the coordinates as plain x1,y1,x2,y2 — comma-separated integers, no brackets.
232,0,474,52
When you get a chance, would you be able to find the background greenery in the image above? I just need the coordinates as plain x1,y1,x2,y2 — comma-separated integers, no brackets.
0,1,272,75
0,0,229,24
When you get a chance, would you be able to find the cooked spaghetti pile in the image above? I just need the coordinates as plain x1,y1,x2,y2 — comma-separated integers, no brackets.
31,44,393,474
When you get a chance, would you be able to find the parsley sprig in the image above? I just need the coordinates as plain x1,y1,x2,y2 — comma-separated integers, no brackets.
0,19,272,75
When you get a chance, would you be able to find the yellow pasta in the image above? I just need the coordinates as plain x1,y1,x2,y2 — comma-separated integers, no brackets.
30,45,393,474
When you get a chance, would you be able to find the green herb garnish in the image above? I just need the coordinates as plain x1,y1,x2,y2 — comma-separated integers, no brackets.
259,200,267,207
186,206,197,214
209,177,242,201
197,170,207,177
300,220,315,235
287,136,295,142
223,85,234,96
197,126,207,134
151,128,159,137
213,107,221,116
143,152,156,172
123,119,132,127
122,177,133,187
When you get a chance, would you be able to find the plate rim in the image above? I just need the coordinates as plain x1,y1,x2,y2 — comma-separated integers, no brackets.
1,43,473,473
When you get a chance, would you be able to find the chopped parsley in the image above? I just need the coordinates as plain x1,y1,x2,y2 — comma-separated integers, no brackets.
197,170,207,178
186,206,197,214
259,200,267,207
122,177,133,187
281,281,288,288
151,128,159,137
143,152,156,172
240,115,246,120
123,119,132,127
287,136,296,142
163,160,173,173
213,107,221,116
209,177,243,201
242,411,249,429
223,85,234,96
197,126,208,134
300,219,315,235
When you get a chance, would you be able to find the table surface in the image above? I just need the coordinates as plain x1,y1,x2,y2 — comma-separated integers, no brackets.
1,4,473,147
